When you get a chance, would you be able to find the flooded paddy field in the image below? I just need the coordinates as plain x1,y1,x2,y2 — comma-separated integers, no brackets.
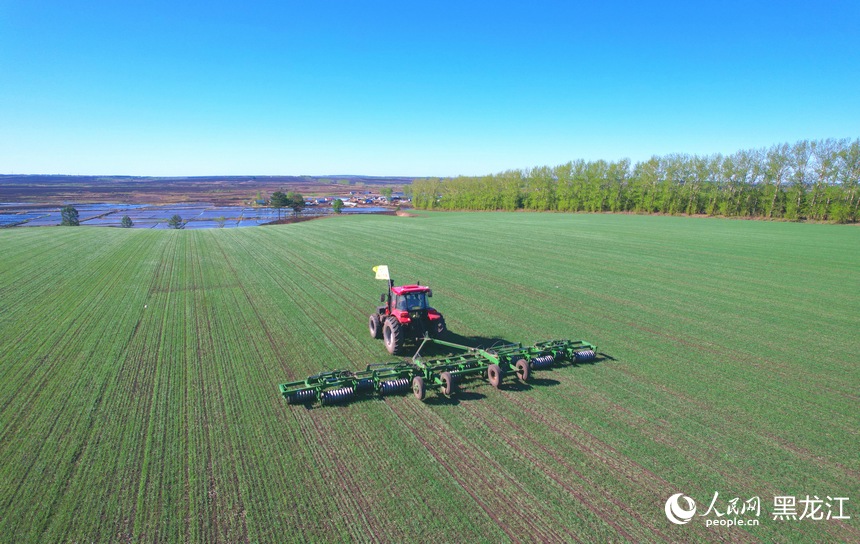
0,202,389,229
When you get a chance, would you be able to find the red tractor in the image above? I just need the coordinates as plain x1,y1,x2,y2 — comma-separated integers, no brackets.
369,277,446,355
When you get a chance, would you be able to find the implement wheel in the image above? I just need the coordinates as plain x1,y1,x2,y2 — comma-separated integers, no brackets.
369,313,382,339
383,317,403,355
515,359,530,382
412,376,426,401
487,364,502,388
440,371,456,396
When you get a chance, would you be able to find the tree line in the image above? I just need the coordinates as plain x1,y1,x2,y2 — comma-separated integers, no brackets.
411,138,860,223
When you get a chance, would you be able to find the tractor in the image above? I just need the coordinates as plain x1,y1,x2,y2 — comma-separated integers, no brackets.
368,266,446,354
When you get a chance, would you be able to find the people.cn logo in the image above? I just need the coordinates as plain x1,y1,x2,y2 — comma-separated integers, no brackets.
665,493,697,525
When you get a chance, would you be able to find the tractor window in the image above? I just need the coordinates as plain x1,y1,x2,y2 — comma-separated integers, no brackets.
402,292,427,311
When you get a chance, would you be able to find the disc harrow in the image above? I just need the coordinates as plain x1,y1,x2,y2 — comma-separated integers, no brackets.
279,336,597,406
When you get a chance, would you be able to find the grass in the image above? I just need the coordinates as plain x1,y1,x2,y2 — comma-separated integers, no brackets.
0,212,857,542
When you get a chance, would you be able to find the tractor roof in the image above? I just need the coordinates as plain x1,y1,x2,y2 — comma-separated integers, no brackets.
392,284,430,295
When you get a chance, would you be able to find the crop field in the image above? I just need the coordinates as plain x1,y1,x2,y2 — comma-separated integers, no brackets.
0,212,857,542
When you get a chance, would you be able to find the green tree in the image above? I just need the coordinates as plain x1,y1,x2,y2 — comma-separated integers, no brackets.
383,139,855,222
332,198,344,214
120,215,133,228
764,143,791,218
838,139,860,221
286,192,305,217
411,178,441,209
524,166,556,210
786,140,811,221
270,191,289,220
381,187,393,202
167,215,184,229
216,216,226,228
60,205,80,226
496,170,523,211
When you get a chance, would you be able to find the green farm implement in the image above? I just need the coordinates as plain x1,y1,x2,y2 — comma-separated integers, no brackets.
279,336,597,406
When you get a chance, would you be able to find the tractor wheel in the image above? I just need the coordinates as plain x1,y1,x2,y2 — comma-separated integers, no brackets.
382,317,403,355
487,364,502,388
515,359,530,382
368,313,382,339
440,371,456,396
412,376,426,401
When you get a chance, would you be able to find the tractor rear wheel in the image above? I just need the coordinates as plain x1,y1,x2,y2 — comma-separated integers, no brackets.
440,371,456,396
368,313,382,339
412,376,426,401
382,317,403,355
515,359,530,382
487,364,502,388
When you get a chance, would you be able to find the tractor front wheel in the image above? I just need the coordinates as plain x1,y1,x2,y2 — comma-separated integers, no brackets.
487,364,502,388
369,313,382,339
383,317,403,355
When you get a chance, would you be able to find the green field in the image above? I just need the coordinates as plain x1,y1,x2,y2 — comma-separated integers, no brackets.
1,212,858,542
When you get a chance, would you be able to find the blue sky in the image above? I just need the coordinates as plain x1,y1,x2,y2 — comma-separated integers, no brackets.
1,1,858,176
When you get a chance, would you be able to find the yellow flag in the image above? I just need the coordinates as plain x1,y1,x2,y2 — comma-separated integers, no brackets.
373,265,390,280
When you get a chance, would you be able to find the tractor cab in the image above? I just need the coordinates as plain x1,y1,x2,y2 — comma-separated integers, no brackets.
391,285,431,313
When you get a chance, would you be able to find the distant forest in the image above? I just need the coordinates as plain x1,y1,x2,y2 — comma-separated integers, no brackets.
412,138,860,223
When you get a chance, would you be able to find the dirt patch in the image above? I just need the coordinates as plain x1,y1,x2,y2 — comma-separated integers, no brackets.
395,210,418,217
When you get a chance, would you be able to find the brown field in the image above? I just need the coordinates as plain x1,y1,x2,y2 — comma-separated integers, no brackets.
0,175,413,205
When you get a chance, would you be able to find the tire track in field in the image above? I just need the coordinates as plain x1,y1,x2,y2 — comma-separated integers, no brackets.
223,231,370,371
2,236,153,537
510,379,677,490
387,398,583,543
0,379,66,523
503,370,840,540
504,385,674,487
212,235,281,368
570,272,858,427
456,395,659,542
290,409,384,542
205,236,272,543
306,411,388,543
188,237,224,543
106,238,173,542
576,368,859,542
384,401,522,543
129,234,185,540
482,393,678,543
0,235,144,440
187,234,260,543
607,363,860,484
213,233,373,540
0,231,118,342
623,320,857,420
